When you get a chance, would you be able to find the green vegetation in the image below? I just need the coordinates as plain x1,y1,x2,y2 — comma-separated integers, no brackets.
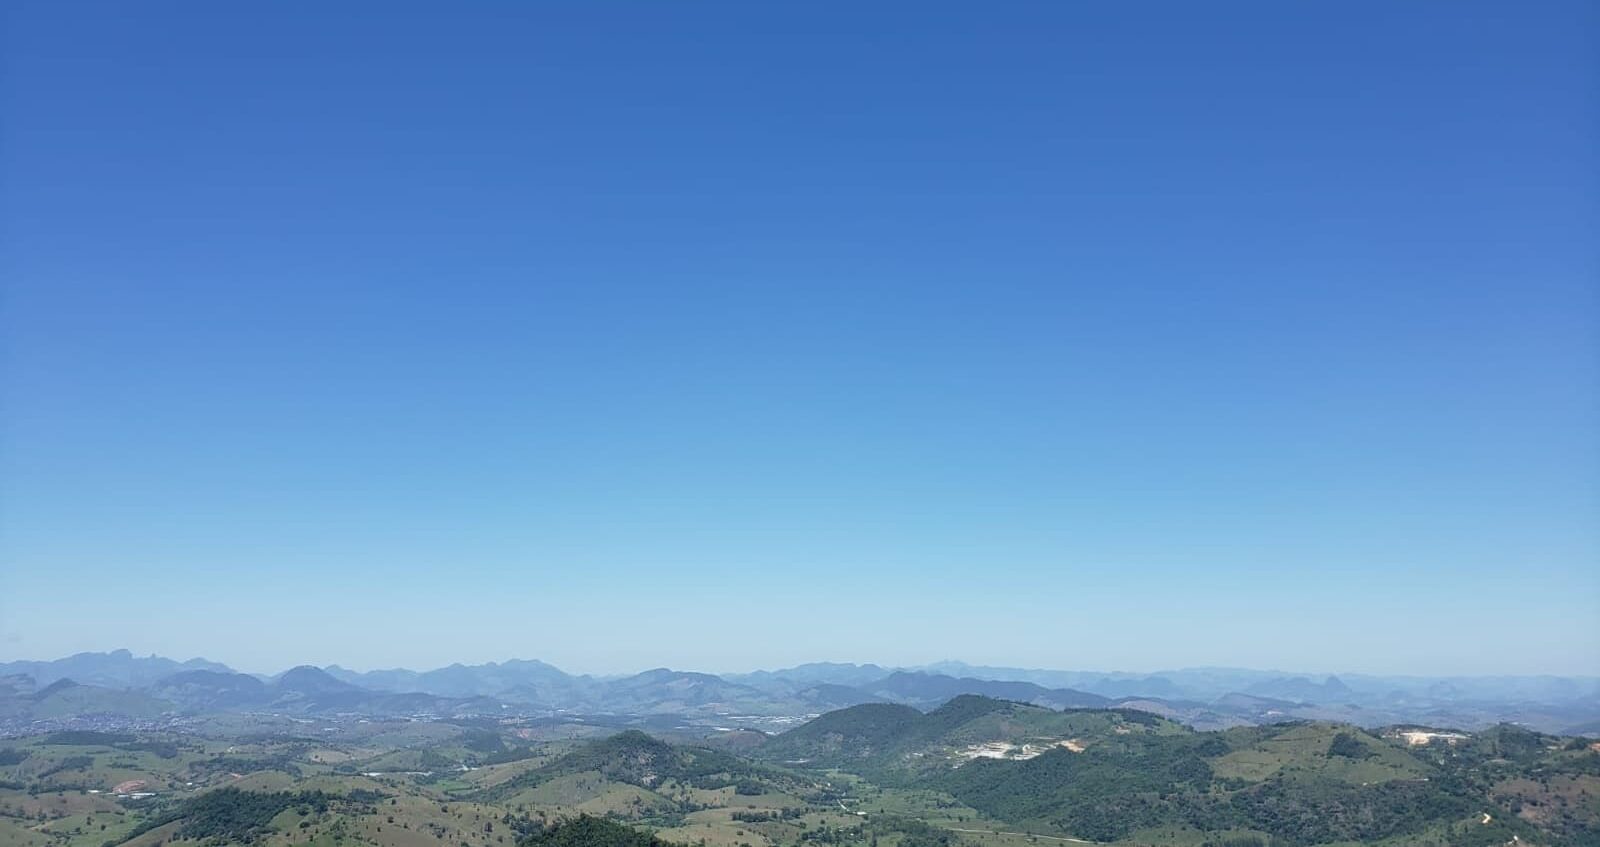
38,755,95,778
0,700,1593,847
520,814,680,847
934,735,1214,841
41,732,134,747
758,696,1184,783
124,788,335,844
799,815,956,847
1324,731,1371,759
494,730,795,799
752,703,924,768
767,702,1574,846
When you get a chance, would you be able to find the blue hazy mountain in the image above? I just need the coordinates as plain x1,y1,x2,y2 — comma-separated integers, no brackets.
3,651,1596,734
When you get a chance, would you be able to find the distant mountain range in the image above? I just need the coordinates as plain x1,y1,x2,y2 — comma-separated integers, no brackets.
0,650,231,689
1,650,1597,735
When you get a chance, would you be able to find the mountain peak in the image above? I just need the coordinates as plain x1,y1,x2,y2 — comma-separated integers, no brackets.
276,665,357,694
32,677,80,699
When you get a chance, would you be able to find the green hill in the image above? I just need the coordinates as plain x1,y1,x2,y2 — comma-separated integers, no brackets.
767,701,1577,845
0,679,174,720
115,788,349,845
519,814,683,847
933,730,1221,841
490,730,798,800
759,702,925,766
760,695,1186,781
930,720,1541,845
1210,722,1430,784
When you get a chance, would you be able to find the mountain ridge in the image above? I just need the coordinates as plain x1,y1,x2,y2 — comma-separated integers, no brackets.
3,651,1597,735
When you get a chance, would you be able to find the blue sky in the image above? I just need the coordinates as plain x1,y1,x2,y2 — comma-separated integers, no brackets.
1,1,1595,676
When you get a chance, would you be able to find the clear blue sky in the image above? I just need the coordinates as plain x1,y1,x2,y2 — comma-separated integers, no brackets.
2,1,1595,676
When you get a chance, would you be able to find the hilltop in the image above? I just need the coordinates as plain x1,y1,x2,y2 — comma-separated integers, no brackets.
758,695,1186,781
486,728,817,817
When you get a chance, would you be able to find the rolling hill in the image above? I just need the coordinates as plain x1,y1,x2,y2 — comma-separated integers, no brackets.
0,678,175,720
758,695,1184,782
151,670,269,710
753,696,1600,844
4,699,1596,847
487,728,813,811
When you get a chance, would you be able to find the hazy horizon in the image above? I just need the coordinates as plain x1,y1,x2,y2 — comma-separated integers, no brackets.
3,647,1598,683
3,2,1596,680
